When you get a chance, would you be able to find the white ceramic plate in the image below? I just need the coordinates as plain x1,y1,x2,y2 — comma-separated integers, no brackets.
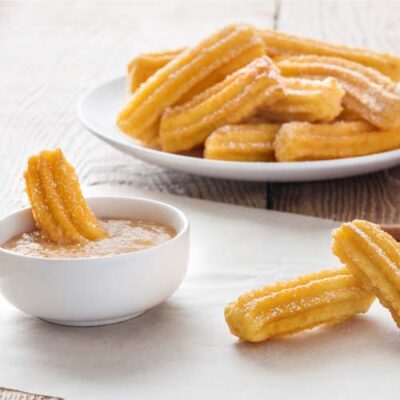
78,77,400,182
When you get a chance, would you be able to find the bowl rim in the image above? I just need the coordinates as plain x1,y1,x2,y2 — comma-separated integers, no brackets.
0,196,190,263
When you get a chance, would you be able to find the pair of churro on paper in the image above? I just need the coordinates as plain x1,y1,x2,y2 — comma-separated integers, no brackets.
117,24,400,162
225,220,400,343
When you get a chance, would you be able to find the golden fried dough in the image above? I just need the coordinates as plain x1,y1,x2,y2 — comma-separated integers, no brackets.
225,268,374,342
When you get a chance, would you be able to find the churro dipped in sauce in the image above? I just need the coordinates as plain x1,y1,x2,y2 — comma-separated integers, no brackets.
2,149,176,258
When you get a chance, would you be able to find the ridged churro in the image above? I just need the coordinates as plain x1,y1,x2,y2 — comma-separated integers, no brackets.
332,220,400,327
128,46,265,105
274,121,400,162
225,268,374,342
277,55,400,130
128,48,183,92
118,24,265,143
160,56,284,153
204,124,280,161
259,29,400,81
259,77,345,122
24,149,107,244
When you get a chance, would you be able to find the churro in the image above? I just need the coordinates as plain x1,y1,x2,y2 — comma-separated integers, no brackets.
274,121,400,162
24,149,107,244
332,220,400,327
118,24,265,143
128,46,265,105
160,56,284,153
225,268,374,342
259,29,400,81
259,77,345,122
277,55,400,129
128,48,183,92
204,124,280,161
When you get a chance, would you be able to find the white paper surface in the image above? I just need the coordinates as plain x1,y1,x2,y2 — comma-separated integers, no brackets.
1,185,398,399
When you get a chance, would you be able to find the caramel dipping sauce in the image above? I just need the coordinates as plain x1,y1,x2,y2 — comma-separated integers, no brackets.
2,218,176,259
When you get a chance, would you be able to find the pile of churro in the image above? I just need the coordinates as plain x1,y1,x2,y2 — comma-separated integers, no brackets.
225,220,400,343
117,24,400,162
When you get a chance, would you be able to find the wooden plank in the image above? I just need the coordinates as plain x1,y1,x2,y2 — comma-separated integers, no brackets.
271,0,400,223
0,387,63,400
0,0,278,216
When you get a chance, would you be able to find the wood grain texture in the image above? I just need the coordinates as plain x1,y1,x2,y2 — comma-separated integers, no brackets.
0,0,278,216
0,386,63,400
270,0,400,223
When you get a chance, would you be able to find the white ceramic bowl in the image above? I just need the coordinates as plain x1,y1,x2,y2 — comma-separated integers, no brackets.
0,197,190,327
